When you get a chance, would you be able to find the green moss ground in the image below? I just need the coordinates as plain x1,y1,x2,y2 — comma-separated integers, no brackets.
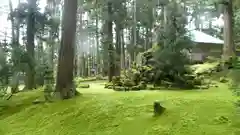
0,82,239,135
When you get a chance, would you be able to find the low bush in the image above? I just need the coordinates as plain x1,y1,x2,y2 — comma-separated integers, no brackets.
107,63,206,91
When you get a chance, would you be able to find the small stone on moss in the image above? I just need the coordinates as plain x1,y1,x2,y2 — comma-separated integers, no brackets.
79,84,90,88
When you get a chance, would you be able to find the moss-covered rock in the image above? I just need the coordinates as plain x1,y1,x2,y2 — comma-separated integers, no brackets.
122,79,135,87
104,82,113,89
149,87,156,90
199,85,209,89
74,77,97,84
214,63,223,72
113,86,125,91
224,56,236,69
138,81,147,90
79,84,90,88
219,77,228,83
112,76,122,86
131,86,141,91
106,86,113,89
96,75,105,80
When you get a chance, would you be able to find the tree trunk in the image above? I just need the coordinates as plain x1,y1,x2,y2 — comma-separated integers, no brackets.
74,57,78,77
121,29,125,70
163,5,168,47
9,0,15,44
145,28,149,50
16,0,21,46
82,54,87,77
10,72,20,93
195,14,200,30
101,23,109,76
77,8,83,76
148,3,154,49
133,0,137,62
26,0,37,90
160,5,164,28
47,0,59,80
9,0,20,93
86,16,90,77
107,2,114,82
136,25,140,46
130,28,135,63
222,1,234,60
95,0,100,75
128,27,133,68
55,0,78,99
115,23,121,76
16,21,20,46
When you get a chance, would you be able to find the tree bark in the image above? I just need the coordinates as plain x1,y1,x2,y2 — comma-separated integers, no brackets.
26,0,37,90
47,0,59,80
222,1,234,60
107,2,114,82
74,57,78,77
121,29,125,70
9,0,19,93
16,21,20,46
130,28,135,62
95,0,100,75
77,8,83,76
101,23,109,76
9,0,15,44
133,0,137,62
115,23,121,76
55,0,78,99
163,5,168,47
148,1,154,49
145,28,149,50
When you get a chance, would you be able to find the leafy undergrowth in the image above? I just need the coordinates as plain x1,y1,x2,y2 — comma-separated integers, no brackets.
190,62,220,74
0,83,239,135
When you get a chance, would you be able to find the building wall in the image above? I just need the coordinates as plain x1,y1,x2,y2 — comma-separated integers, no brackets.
191,43,223,61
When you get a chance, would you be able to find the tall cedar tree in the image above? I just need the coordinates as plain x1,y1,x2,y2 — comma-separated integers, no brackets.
222,0,234,59
153,1,193,87
26,0,37,90
55,0,78,99
107,2,114,82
